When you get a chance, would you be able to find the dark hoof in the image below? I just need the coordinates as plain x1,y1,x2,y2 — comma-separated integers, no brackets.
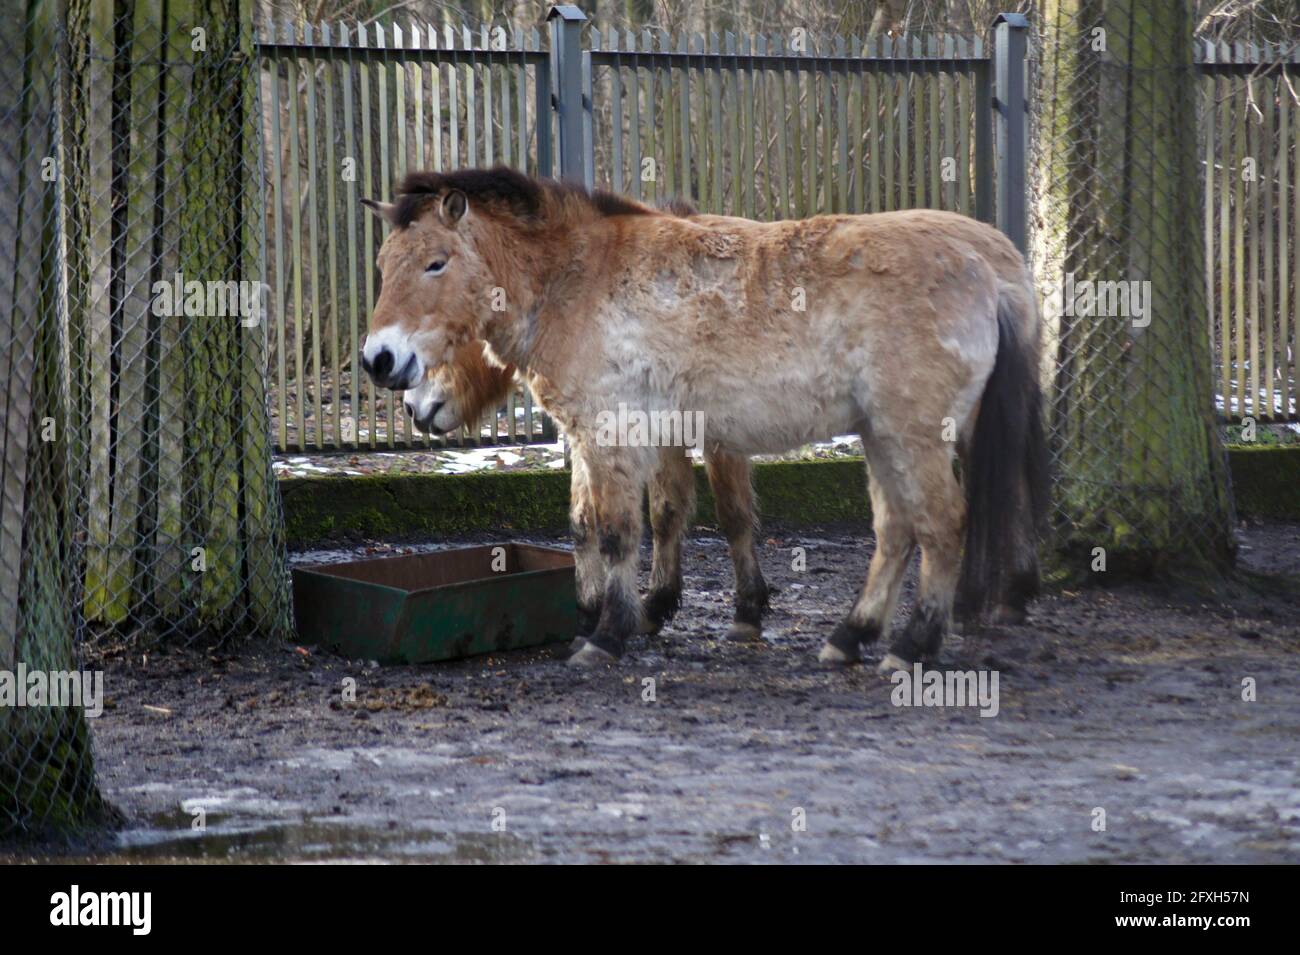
642,586,682,631
819,619,880,664
886,608,946,667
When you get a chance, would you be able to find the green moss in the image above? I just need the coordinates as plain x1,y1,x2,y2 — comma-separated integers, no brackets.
280,470,573,546
1227,446,1300,520
278,448,1298,549
730,458,868,524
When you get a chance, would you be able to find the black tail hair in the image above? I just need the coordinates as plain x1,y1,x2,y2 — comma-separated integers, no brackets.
957,291,1050,619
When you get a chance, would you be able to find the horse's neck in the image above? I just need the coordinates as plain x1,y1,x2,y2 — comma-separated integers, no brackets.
481,214,602,374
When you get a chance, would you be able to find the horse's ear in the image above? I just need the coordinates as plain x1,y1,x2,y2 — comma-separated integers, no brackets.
440,189,468,227
360,198,398,224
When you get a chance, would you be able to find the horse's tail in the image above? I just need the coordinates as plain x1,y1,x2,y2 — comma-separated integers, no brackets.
957,284,1049,620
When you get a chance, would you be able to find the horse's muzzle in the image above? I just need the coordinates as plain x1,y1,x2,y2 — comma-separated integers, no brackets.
362,346,419,390
403,398,445,435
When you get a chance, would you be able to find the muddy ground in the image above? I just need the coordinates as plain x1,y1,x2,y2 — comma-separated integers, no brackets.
8,519,1300,864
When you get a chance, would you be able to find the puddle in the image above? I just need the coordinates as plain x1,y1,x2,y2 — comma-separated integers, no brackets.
114,808,537,863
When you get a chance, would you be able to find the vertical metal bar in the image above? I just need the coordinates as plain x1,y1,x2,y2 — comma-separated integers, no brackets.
629,30,642,200
974,38,992,225
430,24,443,171
1262,52,1275,420
882,36,894,211
662,31,676,200
757,34,772,219
269,54,288,450
680,33,692,200
548,4,590,187
341,24,360,446
957,36,970,215
611,29,623,192
836,36,848,214
358,24,376,447
465,25,477,173
286,26,305,451
992,12,1028,254
897,36,909,209
583,48,594,191
1203,42,1216,407
321,22,342,448
1217,49,1231,412
717,33,728,214
743,34,756,217
1280,55,1293,422
867,36,879,213
534,27,552,176
1246,64,1259,419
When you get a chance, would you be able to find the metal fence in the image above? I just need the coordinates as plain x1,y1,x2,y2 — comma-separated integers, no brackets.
1031,0,1239,569
1200,41,1299,424
259,22,558,452
1,0,105,836
258,10,1034,453
260,8,1297,455
585,28,992,220
3,3,291,835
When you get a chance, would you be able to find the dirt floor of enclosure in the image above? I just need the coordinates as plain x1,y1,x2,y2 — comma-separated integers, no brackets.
8,519,1300,864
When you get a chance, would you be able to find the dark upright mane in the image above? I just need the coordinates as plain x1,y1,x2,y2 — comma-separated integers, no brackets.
393,165,658,227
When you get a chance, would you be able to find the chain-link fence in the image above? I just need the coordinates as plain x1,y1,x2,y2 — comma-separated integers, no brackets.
1,0,1266,838
1,0,107,838
2,2,291,837
1031,0,1236,573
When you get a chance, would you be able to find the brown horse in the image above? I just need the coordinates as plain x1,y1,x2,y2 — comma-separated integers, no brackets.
402,340,769,643
362,166,1047,671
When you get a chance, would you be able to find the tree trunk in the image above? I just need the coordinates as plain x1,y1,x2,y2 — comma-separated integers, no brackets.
0,0,108,835
1034,0,1234,577
67,0,291,641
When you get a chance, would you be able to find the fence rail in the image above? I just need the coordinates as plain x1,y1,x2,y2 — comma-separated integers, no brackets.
256,11,1300,456
585,30,992,222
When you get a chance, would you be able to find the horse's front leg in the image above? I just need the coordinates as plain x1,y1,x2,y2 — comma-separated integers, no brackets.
569,450,606,640
568,446,651,667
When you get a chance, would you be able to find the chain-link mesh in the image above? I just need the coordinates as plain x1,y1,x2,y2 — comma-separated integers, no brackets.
1030,0,1236,573
2,2,292,837
1,0,108,838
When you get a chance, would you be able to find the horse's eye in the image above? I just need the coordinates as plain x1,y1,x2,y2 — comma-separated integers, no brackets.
425,259,448,276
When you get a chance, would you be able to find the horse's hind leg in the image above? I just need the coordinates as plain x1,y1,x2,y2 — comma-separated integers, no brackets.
706,448,769,642
877,443,965,673
644,448,696,631
819,438,916,664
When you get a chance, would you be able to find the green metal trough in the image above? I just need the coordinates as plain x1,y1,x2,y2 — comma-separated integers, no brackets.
292,543,576,663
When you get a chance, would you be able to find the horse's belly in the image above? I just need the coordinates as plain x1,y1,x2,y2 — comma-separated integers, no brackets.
692,389,860,455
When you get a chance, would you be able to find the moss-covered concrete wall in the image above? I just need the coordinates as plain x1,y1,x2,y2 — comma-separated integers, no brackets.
280,448,1297,548
1227,446,1300,520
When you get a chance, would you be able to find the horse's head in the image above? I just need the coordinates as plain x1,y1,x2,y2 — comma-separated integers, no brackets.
402,340,516,436
359,184,489,390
